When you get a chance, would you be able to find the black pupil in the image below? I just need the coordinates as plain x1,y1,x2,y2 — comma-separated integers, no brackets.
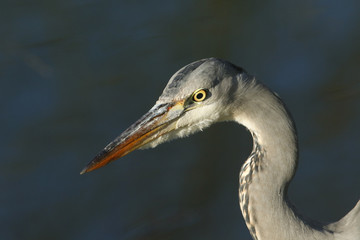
196,92,203,100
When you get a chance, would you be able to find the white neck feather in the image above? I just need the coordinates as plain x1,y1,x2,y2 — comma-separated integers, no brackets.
233,81,333,240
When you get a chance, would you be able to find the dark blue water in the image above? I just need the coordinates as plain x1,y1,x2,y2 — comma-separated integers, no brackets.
1,1,360,239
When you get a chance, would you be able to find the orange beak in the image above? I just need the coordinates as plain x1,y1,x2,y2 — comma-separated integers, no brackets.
80,101,185,174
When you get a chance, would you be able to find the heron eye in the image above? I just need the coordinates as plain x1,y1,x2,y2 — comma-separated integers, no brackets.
192,89,207,102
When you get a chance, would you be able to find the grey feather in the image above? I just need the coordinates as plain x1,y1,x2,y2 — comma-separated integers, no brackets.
155,58,360,240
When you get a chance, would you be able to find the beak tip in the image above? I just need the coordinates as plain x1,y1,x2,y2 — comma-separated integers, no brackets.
80,167,88,175
80,164,93,175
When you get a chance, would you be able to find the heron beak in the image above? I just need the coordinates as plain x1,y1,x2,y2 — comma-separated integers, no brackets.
80,101,185,174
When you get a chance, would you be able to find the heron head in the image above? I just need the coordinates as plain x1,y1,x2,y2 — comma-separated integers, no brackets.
81,58,250,174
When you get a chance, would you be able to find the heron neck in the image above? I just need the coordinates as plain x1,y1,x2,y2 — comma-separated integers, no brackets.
234,83,298,187
233,82,329,240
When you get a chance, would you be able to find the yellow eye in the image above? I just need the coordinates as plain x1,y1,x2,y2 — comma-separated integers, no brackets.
192,89,207,102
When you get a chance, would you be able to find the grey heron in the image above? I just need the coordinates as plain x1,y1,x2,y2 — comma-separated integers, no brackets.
81,58,360,240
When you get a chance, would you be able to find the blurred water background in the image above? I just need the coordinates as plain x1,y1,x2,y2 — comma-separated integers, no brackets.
1,0,360,239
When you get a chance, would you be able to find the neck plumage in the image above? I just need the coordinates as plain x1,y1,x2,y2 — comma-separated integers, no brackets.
233,81,332,240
